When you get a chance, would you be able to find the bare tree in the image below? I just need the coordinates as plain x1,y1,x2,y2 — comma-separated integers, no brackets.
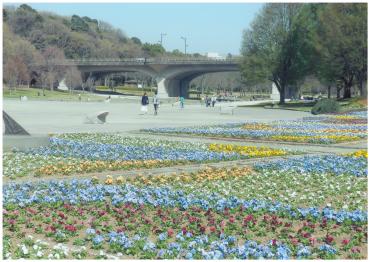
4,56,29,92
65,66,83,93
42,46,66,91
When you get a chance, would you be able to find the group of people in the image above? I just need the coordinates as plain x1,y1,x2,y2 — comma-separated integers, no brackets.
141,92,187,115
141,92,160,115
204,95,217,107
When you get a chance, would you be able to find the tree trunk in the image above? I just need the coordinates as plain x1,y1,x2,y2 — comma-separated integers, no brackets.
327,85,331,99
336,85,341,99
276,82,285,105
343,84,351,99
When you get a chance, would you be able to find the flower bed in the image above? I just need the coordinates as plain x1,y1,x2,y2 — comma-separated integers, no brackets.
3,134,291,179
141,111,367,144
3,172,367,259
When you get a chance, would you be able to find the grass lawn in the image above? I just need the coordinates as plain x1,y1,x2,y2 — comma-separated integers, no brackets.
239,97,367,113
3,87,106,102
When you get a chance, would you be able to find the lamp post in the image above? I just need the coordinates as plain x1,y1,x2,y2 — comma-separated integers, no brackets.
160,33,167,46
180,36,188,55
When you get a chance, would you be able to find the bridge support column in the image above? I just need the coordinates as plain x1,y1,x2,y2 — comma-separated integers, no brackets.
156,76,169,98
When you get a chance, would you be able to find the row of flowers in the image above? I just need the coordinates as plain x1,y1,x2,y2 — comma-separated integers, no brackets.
4,135,291,179
3,179,367,223
102,156,367,211
254,154,367,177
208,144,287,157
141,111,367,144
3,200,366,259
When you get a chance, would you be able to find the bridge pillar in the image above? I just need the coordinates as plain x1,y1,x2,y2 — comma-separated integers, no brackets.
155,76,169,98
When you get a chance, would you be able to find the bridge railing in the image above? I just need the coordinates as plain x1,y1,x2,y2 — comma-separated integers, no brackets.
63,57,240,65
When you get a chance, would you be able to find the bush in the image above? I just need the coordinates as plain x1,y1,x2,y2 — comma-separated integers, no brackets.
311,98,340,115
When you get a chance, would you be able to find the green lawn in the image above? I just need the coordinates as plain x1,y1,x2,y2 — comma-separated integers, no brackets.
238,98,367,113
3,87,105,102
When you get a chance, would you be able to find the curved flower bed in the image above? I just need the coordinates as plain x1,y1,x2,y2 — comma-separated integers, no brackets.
141,111,367,144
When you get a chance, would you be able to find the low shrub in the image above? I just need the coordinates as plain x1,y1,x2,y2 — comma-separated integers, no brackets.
311,98,340,115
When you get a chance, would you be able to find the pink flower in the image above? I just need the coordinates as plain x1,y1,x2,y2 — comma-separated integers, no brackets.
167,228,174,237
309,237,316,245
290,238,299,246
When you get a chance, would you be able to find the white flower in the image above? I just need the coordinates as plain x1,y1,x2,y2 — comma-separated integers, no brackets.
21,245,29,255
36,250,43,258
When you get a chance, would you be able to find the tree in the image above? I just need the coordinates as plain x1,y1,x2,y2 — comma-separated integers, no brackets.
71,15,89,32
240,3,313,104
131,37,142,45
65,66,83,92
8,4,43,37
4,56,29,90
42,46,66,91
142,43,165,57
316,4,367,99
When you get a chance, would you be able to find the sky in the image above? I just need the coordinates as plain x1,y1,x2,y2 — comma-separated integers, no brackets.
10,3,263,55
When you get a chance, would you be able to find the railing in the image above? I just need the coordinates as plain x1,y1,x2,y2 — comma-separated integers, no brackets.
61,57,241,66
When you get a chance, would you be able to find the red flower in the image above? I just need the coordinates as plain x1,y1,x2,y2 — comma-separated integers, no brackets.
57,212,66,219
209,226,216,233
182,227,187,235
98,211,106,216
284,222,292,228
325,235,334,244
64,225,77,232
342,239,350,245
272,239,277,246
244,214,254,223
229,216,236,223
351,247,361,253
302,232,311,238
199,225,206,233
189,216,197,223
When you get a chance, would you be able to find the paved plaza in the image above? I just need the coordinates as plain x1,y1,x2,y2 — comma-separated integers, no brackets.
3,98,311,135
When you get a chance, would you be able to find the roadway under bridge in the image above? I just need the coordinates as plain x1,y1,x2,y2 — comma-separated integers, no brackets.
61,58,240,98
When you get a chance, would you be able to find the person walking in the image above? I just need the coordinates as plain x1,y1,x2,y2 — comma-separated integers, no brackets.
153,91,160,115
179,96,185,109
211,96,216,107
141,92,149,114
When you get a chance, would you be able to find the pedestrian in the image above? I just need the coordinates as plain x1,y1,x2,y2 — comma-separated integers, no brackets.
211,96,216,107
78,94,81,102
153,91,160,115
141,92,149,114
180,96,185,109
205,95,209,107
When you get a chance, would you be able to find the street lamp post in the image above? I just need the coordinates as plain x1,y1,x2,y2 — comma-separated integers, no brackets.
181,36,188,55
160,33,167,46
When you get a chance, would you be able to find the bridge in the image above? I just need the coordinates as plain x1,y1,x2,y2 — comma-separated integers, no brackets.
61,57,240,98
